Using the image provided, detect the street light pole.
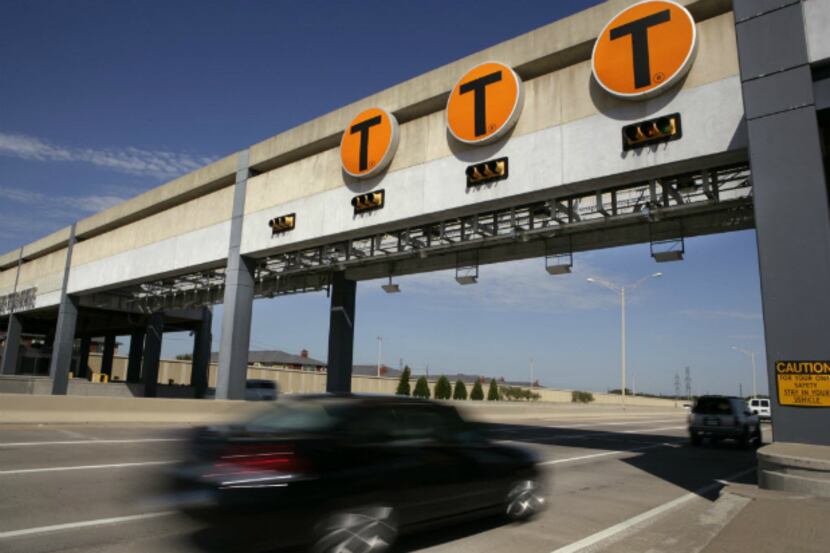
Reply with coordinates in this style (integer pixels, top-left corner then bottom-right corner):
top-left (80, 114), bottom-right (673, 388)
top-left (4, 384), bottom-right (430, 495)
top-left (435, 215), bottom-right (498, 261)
top-left (731, 346), bottom-right (758, 398)
top-left (620, 287), bottom-right (626, 407)
top-left (376, 336), bottom-right (383, 377)
top-left (587, 272), bottom-right (662, 410)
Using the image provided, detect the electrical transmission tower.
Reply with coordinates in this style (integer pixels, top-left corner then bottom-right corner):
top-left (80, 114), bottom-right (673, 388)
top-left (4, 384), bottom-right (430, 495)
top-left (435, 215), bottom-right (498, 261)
top-left (684, 366), bottom-right (692, 400)
top-left (674, 372), bottom-right (681, 399)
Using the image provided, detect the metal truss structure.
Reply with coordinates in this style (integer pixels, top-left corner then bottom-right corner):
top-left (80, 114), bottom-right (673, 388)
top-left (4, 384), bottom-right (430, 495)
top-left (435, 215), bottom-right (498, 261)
top-left (113, 162), bottom-right (752, 312)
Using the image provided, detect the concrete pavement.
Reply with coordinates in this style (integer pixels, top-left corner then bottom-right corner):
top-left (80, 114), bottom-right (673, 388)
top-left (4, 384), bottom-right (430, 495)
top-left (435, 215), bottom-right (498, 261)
top-left (0, 409), bottom-right (786, 553)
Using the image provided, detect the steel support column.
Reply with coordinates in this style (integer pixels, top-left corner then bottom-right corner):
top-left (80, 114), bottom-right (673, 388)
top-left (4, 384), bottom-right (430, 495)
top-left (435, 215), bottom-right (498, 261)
top-left (0, 314), bottom-right (22, 375)
top-left (50, 224), bottom-right (78, 395)
top-left (735, 0), bottom-right (830, 444)
top-left (126, 329), bottom-right (144, 383)
top-left (1, 248), bottom-right (23, 375)
top-left (191, 307), bottom-right (212, 399)
top-left (77, 336), bottom-right (91, 380)
top-left (101, 335), bottom-right (115, 378)
top-left (326, 271), bottom-right (356, 393)
top-left (216, 150), bottom-right (254, 400)
top-left (142, 313), bottom-right (163, 398)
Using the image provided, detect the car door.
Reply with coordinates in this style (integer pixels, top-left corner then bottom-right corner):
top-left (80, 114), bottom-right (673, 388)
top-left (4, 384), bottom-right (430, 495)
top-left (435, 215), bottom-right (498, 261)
top-left (388, 404), bottom-right (478, 522)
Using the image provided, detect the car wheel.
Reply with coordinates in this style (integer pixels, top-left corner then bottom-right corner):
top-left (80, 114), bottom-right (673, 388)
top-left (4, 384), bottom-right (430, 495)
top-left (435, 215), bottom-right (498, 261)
top-left (690, 434), bottom-right (702, 447)
top-left (505, 478), bottom-right (546, 521)
top-left (311, 505), bottom-right (398, 553)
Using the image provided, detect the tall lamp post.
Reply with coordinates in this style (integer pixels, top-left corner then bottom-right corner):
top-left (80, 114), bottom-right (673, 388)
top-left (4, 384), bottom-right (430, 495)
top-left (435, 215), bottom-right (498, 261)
top-left (376, 336), bottom-right (383, 378)
top-left (587, 272), bottom-right (662, 408)
top-left (731, 345), bottom-right (757, 398)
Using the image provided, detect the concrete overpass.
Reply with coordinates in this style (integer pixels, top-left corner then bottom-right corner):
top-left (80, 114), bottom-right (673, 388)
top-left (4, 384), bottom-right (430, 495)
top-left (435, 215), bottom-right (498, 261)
top-left (1, 0), bottom-right (829, 452)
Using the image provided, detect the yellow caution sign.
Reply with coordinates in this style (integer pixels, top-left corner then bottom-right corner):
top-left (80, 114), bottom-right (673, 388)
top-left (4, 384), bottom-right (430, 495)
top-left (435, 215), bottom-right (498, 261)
top-left (776, 361), bottom-right (830, 407)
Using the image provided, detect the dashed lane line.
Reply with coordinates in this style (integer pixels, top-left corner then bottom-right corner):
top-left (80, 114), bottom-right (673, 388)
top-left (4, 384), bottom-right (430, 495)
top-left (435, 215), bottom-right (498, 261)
top-left (0, 511), bottom-right (176, 539)
top-left (0, 438), bottom-right (185, 447)
top-left (0, 460), bottom-right (177, 476)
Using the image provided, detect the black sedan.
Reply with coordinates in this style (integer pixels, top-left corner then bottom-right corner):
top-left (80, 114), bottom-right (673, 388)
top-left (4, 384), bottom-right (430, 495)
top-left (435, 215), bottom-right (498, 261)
top-left (167, 394), bottom-right (545, 552)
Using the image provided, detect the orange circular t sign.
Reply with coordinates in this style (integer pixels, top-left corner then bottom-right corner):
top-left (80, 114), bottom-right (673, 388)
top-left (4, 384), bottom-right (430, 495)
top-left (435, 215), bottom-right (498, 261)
top-left (340, 107), bottom-right (399, 178)
top-left (592, 0), bottom-right (697, 100)
top-left (446, 62), bottom-right (523, 145)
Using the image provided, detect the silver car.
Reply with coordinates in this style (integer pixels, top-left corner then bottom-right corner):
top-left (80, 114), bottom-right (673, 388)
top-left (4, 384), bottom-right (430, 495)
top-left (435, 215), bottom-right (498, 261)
top-left (688, 396), bottom-right (761, 447)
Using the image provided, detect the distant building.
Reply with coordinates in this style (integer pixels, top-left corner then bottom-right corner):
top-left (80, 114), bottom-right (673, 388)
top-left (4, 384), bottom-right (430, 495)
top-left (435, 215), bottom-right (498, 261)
top-left (209, 349), bottom-right (326, 372)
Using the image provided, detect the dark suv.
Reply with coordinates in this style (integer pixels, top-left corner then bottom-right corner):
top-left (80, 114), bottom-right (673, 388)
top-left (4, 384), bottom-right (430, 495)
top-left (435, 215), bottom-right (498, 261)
top-left (168, 395), bottom-right (545, 552)
top-left (688, 395), bottom-right (761, 447)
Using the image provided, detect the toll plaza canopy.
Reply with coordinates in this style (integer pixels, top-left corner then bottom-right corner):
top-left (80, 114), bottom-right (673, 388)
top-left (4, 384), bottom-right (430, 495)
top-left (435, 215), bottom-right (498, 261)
top-left (1, 0), bottom-right (829, 448)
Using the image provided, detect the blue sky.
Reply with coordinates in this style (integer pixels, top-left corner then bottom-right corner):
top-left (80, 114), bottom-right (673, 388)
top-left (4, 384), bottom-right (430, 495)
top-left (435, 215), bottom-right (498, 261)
top-left (0, 0), bottom-right (767, 395)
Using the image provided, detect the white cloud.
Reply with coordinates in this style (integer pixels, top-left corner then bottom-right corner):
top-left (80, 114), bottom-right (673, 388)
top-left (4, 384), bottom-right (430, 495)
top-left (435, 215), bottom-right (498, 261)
top-left (0, 185), bottom-right (126, 214)
top-left (0, 131), bottom-right (216, 180)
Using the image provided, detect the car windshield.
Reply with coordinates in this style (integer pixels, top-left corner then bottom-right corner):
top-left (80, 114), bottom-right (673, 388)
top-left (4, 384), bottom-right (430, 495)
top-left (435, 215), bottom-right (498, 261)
top-left (247, 402), bottom-right (345, 433)
top-left (693, 397), bottom-right (734, 415)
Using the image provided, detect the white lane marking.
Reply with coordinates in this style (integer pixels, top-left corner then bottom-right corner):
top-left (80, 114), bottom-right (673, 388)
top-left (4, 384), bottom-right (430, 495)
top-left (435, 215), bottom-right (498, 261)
top-left (540, 441), bottom-right (680, 465)
top-left (546, 418), bottom-right (682, 429)
top-left (0, 511), bottom-right (175, 539)
top-left (55, 428), bottom-right (92, 440)
top-left (620, 425), bottom-right (686, 434)
top-left (548, 466), bottom-right (756, 553)
top-left (0, 438), bottom-right (184, 447)
top-left (0, 460), bottom-right (177, 475)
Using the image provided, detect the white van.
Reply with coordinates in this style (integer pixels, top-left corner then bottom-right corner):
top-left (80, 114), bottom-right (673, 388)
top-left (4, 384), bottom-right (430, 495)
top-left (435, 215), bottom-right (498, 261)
top-left (748, 397), bottom-right (771, 420)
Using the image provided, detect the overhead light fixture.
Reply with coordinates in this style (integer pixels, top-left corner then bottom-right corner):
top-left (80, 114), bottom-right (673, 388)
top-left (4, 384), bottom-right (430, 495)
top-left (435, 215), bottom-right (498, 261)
top-left (381, 275), bottom-right (400, 293)
top-left (650, 229), bottom-right (684, 263)
top-left (455, 263), bottom-right (478, 285)
top-left (653, 251), bottom-right (683, 262)
top-left (545, 251), bottom-right (572, 275)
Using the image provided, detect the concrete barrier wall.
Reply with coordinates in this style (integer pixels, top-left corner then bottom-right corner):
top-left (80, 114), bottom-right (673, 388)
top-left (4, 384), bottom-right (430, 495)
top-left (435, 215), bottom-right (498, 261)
top-left (0, 393), bottom-right (273, 424)
top-left (0, 390), bottom-right (682, 425)
top-left (79, 353), bottom-right (678, 408)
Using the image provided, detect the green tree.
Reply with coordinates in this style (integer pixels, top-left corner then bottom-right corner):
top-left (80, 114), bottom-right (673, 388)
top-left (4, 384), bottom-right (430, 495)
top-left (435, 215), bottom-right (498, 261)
top-left (434, 375), bottom-right (452, 400)
top-left (175, 354), bottom-right (193, 361)
top-left (452, 380), bottom-right (468, 400)
top-left (571, 390), bottom-right (595, 403)
top-left (396, 366), bottom-right (411, 396)
top-left (487, 379), bottom-right (500, 401)
top-left (413, 376), bottom-right (431, 398)
top-left (470, 380), bottom-right (484, 400)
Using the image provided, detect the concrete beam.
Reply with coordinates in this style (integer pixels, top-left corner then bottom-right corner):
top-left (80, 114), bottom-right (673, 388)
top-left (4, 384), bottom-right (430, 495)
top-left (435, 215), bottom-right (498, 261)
top-left (77, 337), bottom-right (91, 380)
top-left (0, 315), bottom-right (22, 375)
top-left (326, 272), bottom-right (356, 393)
top-left (100, 335), bottom-right (115, 378)
top-left (216, 151), bottom-right (254, 400)
top-left (191, 307), bottom-right (211, 399)
top-left (142, 313), bottom-right (163, 398)
top-left (735, 0), bottom-right (830, 446)
top-left (126, 329), bottom-right (144, 383)
top-left (50, 224), bottom-right (78, 396)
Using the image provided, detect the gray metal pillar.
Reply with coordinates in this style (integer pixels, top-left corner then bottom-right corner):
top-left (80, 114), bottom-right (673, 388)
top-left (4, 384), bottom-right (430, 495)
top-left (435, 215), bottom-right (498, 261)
top-left (735, 0), bottom-right (830, 445)
top-left (191, 307), bottom-right (212, 398)
top-left (77, 336), bottom-right (91, 379)
top-left (50, 224), bottom-right (78, 395)
top-left (101, 335), bottom-right (115, 378)
top-left (1, 314), bottom-right (22, 375)
top-left (216, 150), bottom-right (254, 400)
top-left (326, 272), bottom-right (356, 393)
top-left (126, 329), bottom-right (144, 383)
top-left (142, 313), bottom-right (163, 398)
top-left (2, 247), bottom-right (24, 375)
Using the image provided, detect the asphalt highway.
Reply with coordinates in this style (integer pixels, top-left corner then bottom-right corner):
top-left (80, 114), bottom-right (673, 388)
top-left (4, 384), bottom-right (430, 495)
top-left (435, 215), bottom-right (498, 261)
top-left (0, 409), bottom-right (765, 553)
